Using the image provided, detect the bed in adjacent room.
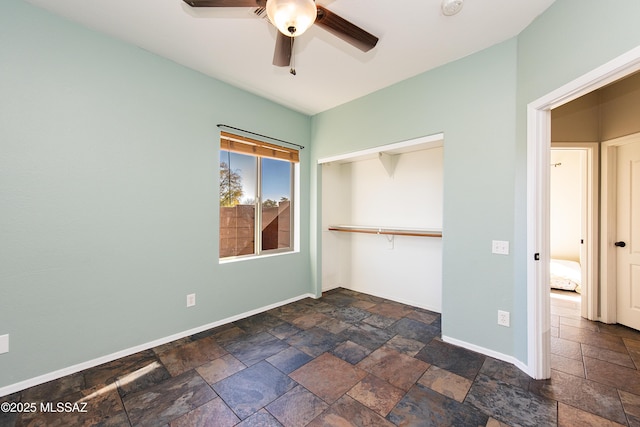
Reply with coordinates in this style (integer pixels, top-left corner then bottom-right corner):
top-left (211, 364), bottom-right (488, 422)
top-left (550, 258), bottom-right (582, 293)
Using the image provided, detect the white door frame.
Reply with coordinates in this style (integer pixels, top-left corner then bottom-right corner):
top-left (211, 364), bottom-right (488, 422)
top-left (526, 46), bottom-right (640, 380)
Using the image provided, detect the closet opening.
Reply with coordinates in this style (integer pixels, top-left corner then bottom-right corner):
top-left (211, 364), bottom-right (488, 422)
top-left (318, 134), bottom-right (444, 312)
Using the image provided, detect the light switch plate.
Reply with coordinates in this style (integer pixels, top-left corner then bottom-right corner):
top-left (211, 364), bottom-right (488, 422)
top-left (186, 294), bottom-right (196, 308)
top-left (0, 334), bottom-right (8, 354)
top-left (492, 240), bottom-right (509, 255)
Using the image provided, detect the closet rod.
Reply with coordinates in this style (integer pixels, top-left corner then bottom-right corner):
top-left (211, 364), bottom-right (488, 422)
top-left (328, 225), bottom-right (442, 238)
top-left (217, 124), bottom-right (305, 150)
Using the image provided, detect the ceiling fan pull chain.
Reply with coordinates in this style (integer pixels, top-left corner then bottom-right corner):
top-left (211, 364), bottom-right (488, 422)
top-left (289, 36), bottom-right (296, 75)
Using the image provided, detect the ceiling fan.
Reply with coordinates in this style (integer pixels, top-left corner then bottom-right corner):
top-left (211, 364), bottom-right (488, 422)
top-left (182, 0), bottom-right (379, 71)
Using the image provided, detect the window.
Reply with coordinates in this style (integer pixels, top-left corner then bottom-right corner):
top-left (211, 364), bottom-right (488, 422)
top-left (219, 131), bottom-right (298, 259)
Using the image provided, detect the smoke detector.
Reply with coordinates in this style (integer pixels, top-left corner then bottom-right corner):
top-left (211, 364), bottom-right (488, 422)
top-left (442, 0), bottom-right (464, 16)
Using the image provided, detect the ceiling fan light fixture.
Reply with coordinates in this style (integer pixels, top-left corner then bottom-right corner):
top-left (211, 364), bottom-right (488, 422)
top-left (266, 0), bottom-right (317, 37)
top-left (441, 0), bottom-right (463, 16)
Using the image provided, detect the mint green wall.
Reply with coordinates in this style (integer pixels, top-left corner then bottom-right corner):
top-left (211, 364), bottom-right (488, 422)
top-left (311, 39), bottom-right (519, 356)
top-left (312, 0), bottom-right (640, 366)
top-left (5, 0), bottom-right (640, 391)
top-left (517, 0), bottom-right (640, 106)
top-left (0, 0), bottom-right (311, 388)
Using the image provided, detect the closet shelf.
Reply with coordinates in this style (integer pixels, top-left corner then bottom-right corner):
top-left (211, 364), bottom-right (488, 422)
top-left (328, 225), bottom-right (442, 238)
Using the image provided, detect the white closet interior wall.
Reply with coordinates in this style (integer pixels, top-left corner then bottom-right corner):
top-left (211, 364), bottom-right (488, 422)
top-left (321, 144), bottom-right (444, 312)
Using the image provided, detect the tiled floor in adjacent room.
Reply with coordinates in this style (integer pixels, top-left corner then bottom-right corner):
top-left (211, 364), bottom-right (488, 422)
top-left (2, 288), bottom-right (640, 426)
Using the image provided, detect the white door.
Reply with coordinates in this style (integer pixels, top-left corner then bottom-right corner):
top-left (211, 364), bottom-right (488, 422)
top-left (616, 140), bottom-right (640, 330)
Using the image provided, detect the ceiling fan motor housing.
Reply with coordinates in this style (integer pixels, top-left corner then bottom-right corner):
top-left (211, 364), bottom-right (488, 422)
top-left (183, 0), bottom-right (379, 69)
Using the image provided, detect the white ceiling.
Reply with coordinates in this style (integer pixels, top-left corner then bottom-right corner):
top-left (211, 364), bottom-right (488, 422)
top-left (25, 0), bottom-right (555, 115)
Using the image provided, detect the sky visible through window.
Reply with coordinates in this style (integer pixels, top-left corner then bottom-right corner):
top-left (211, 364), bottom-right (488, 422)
top-left (262, 157), bottom-right (291, 202)
top-left (223, 151), bottom-right (290, 204)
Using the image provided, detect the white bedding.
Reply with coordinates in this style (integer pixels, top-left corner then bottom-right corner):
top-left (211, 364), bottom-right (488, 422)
top-left (550, 259), bottom-right (582, 293)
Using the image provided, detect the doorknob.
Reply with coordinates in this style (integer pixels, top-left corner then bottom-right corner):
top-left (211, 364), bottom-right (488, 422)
top-left (615, 241), bottom-right (626, 247)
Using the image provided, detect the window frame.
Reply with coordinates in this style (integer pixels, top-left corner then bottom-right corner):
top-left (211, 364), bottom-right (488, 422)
top-left (218, 132), bottom-right (298, 262)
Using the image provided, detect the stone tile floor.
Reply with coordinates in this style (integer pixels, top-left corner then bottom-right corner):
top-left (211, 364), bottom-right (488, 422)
top-left (2, 288), bottom-right (640, 426)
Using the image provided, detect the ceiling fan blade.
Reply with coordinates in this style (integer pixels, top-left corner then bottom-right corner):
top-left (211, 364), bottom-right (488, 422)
top-left (182, 0), bottom-right (265, 7)
top-left (273, 31), bottom-right (293, 67)
top-left (315, 5), bottom-right (378, 52)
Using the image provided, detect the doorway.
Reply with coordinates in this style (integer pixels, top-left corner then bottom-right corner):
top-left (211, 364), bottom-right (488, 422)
top-left (549, 144), bottom-right (599, 322)
top-left (527, 46), bottom-right (640, 380)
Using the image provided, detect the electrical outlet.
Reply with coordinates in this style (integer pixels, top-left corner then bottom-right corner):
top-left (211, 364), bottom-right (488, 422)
top-left (492, 240), bottom-right (510, 255)
top-left (186, 294), bottom-right (196, 308)
top-left (498, 310), bottom-right (510, 327)
top-left (0, 334), bottom-right (8, 354)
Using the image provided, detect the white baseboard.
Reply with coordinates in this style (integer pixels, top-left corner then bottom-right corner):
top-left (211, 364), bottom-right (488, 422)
top-left (441, 335), bottom-right (531, 377)
top-left (0, 293), bottom-right (315, 398)
top-left (321, 283), bottom-right (342, 292)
